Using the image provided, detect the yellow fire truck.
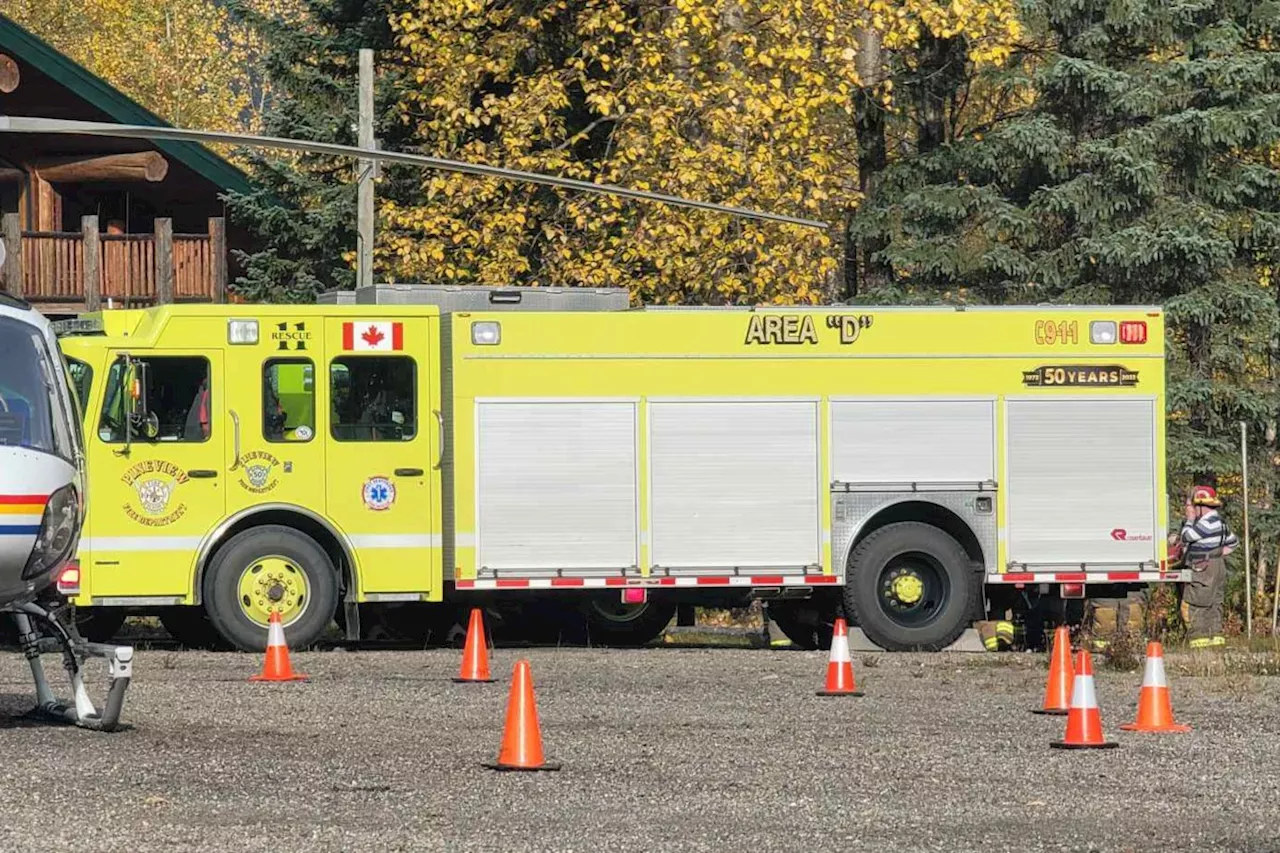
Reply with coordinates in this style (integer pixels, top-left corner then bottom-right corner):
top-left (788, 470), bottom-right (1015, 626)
top-left (53, 290), bottom-right (1182, 652)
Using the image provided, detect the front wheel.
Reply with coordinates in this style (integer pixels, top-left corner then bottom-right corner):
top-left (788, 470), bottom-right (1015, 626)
top-left (844, 522), bottom-right (979, 652)
top-left (582, 597), bottom-right (675, 647)
top-left (202, 525), bottom-right (339, 652)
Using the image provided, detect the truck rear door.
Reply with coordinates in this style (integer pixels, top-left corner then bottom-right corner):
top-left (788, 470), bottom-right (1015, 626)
top-left (323, 315), bottom-right (439, 597)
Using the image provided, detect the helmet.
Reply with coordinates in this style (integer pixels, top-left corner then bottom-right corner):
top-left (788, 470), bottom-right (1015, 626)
top-left (1190, 486), bottom-right (1222, 508)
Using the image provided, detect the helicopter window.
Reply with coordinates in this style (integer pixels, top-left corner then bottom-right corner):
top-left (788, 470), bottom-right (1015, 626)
top-left (329, 356), bottom-right (416, 442)
top-left (98, 356), bottom-right (212, 443)
top-left (0, 315), bottom-right (68, 459)
top-left (263, 358), bottom-right (315, 442)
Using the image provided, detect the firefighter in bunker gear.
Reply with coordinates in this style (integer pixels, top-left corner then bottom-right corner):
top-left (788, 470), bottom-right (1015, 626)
top-left (1178, 486), bottom-right (1237, 649)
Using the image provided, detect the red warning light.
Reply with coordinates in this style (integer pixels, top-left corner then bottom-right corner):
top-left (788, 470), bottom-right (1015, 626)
top-left (1119, 321), bottom-right (1147, 344)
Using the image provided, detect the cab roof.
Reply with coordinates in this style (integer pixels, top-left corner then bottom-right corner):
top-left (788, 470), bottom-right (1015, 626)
top-left (54, 302), bottom-right (442, 345)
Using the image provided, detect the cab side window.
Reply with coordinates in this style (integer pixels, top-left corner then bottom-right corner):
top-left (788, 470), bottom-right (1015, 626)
top-left (98, 356), bottom-right (212, 443)
top-left (66, 358), bottom-right (93, 414)
top-left (263, 359), bottom-right (316, 442)
top-left (330, 356), bottom-right (416, 442)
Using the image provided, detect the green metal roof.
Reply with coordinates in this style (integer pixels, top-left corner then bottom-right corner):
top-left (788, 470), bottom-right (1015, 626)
top-left (0, 12), bottom-right (254, 195)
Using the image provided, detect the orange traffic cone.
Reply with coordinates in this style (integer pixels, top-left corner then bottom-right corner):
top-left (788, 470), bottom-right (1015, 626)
top-left (1050, 650), bottom-right (1117, 750)
top-left (1032, 625), bottom-right (1075, 715)
top-left (249, 610), bottom-right (308, 683)
top-left (1120, 641), bottom-right (1191, 733)
top-left (815, 618), bottom-right (863, 697)
top-left (484, 660), bottom-right (560, 772)
top-left (454, 607), bottom-right (496, 683)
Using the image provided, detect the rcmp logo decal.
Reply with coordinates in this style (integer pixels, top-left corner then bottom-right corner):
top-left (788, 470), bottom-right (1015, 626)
top-left (238, 450), bottom-right (281, 495)
top-left (121, 460), bottom-right (189, 527)
top-left (362, 476), bottom-right (396, 511)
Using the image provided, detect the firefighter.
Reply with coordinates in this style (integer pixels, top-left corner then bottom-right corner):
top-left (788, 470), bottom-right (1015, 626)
top-left (1177, 485), bottom-right (1238, 649)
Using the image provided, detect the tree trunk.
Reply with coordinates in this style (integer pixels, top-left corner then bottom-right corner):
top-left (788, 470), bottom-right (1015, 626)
top-left (914, 33), bottom-right (965, 155)
top-left (1187, 319), bottom-right (1216, 484)
top-left (845, 28), bottom-right (890, 301)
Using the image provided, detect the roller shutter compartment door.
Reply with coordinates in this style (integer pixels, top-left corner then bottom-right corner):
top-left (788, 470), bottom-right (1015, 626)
top-left (1005, 398), bottom-right (1158, 565)
top-left (831, 399), bottom-right (995, 484)
top-left (476, 401), bottom-right (638, 572)
top-left (649, 400), bottom-right (821, 571)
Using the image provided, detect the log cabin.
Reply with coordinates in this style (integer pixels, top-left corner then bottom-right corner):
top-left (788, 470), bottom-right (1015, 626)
top-left (0, 13), bottom-right (255, 315)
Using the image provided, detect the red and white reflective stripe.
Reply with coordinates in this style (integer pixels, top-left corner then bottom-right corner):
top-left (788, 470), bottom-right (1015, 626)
top-left (266, 617), bottom-right (286, 649)
top-left (1071, 672), bottom-right (1098, 709)
top-left (988, 571), bottom-right (1186, 584)
top-left (454, 574), bottom-right (841, 591)
top-left (829, 624), bottom-right (851, 664)
top-left (1142, 653), bottom-right (1168, 689)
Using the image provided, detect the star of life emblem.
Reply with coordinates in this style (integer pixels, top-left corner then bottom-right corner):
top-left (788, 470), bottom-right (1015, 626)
top-left (362, 476), bottom-right (396, 511)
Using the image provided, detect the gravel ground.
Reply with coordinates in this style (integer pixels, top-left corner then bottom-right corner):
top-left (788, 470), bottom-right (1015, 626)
top-left (0, 645), bottom-right (1275, 853)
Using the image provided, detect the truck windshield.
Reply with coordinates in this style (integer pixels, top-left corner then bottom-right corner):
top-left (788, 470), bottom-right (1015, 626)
top-left (0, 315), bottom-right (75, 460)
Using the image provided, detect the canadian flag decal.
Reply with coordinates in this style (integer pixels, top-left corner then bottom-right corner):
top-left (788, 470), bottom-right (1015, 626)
top-left (342, 321), bottom-right (404, 351)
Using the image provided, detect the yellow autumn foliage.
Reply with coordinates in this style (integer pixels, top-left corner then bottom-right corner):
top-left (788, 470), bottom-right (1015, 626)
top-left (382, 0), bottom-right (1023, 304)
top-left (4, 0), bottom-right (298, 133)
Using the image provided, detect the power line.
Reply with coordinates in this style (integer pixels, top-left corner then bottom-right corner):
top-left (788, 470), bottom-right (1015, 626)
top-left (0, 116), bottom-right (829, 230)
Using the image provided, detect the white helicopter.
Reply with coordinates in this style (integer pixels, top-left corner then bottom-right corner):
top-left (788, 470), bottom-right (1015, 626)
top-left (0, 289), bottom-right (132, 731)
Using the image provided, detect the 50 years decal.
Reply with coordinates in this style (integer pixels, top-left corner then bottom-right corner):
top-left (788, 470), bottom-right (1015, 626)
top-left (1022, 365), bottom-right (1139, 387)
top-left (121, 460), bottom-right (189, 527)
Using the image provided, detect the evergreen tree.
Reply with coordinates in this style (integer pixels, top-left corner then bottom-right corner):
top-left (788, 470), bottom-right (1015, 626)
top-left (223, 0), bottom-right (415, 302)
top-left (849, 0), bottom-right (1280, 488)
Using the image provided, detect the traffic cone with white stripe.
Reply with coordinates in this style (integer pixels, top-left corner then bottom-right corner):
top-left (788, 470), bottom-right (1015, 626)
top-left (1120, 641), bottom-right (1190, 733)
top-left (249, 610), bottom-right (308, 683)
top-left (1032, 625), bottom-right (1075, 715)
top-left (1050, 650), bottom-right (1117, 749)
top-left (815, 618), bottom-right (863, 697)
top-left (454, 608), bottom-right (496, 683)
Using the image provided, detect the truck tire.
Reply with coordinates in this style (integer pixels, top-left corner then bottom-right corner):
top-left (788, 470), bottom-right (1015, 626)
top-left (159, 606), bottom-right (231, 650)
top-left (582, 597), bottom-right (675, 647)
top-left (202, 525), bottom-right (339, 652)
top-left (844, 522), bottom-right (978, 652)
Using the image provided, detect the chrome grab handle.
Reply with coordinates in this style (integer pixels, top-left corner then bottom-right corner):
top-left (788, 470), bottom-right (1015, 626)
top-left (229, 409), bottom-right (242, 470)
top-left (433, 409), bottom-right (444, 470)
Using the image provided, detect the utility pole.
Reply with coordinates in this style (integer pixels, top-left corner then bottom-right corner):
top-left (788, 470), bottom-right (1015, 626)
top-left (357, 48), bottom-right (375, 291)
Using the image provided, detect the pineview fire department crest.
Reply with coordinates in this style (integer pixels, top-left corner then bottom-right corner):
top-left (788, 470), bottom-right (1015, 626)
top-left (120, 460), bottom-right (189, 527)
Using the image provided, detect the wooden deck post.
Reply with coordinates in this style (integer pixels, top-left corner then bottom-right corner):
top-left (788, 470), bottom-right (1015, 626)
top-left (82, 215), bottom-right (102, 311)
top-left (1, 212), bottom-right (22, 298)
top-left (209, 216), bottom-right (227, 303)
top-left (155, 218), bottom-right (174, 305)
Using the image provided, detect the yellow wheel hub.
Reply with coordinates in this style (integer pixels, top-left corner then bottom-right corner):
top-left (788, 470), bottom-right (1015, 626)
top-left (891, 574), bottom-right (925, 605)
top-left (238, 557), bottom-right (309, 626)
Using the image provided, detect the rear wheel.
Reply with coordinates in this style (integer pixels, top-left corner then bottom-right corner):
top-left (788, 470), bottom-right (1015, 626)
top-left (844, 522), bottom-right (978, 652)
top-left (582, 597), bottom-right (675, 647)
top-left (202, 525), bottom-right (339, 652)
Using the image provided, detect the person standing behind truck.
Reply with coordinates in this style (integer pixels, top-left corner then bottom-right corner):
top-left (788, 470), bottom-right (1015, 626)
top-left (1175, 485), bottom-right (1238, 650)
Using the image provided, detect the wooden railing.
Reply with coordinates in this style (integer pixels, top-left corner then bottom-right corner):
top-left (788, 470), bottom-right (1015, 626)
top-left (0, 214), bottom-right (227, 309)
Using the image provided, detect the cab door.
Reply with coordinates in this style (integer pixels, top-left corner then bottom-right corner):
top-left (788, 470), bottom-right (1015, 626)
top-left (83, 350), bottom-right (224, 600)
top-left (222, 323), bottom-right (327, 522)
top-left (323, 315), bottom-right (438, 596)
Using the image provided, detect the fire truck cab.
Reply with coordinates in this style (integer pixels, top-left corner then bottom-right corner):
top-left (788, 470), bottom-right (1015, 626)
top-left (55, 290), bottom-right (1181, 652)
